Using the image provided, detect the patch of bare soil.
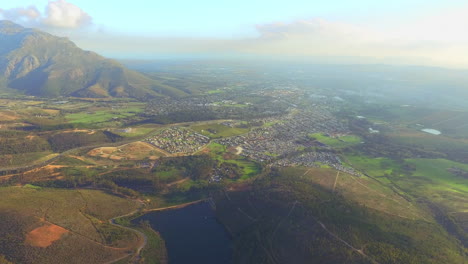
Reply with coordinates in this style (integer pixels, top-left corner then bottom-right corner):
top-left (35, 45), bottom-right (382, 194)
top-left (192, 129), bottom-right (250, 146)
top-left (25, 224), bottom-right (69, 248)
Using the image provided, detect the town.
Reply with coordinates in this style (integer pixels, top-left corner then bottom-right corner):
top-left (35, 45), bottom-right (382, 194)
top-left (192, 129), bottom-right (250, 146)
top-left (145, 127), bottom-right (210, 154)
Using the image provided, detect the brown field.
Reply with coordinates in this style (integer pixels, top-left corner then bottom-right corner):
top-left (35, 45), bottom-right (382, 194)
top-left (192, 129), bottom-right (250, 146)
top-left (18, 165), bottom-right (67, 183)
top-left (0, 111), bottom-right (20, 121)
top-left (42, 109), bottom-right (60, 115)
top-left (88, 141), bottom-right (166, 160)
top-left (0, 122), bottom-right (30, 130)
top-left (25, 224), bottom-right (69, 248)
top-left (61, 129), bottom-right (96, 134)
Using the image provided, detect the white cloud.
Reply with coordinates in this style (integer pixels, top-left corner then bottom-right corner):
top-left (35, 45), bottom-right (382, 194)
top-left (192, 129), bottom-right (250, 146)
top-left (67, 16), bottom-right (468, 68)
top-left (1, 2), bottom-right (468, 68)
top-left (0, 0), bottom-right (92, 29)
top-left (43, 0), bottom-right (92, 28)
top-left (241, 16), bottom-right (468, 68)
top-left (389, 8), bottom-right (468, 43)
top-left (249, 19), bottom-right (384, 56)
top-left (0, 6), bottom-right (41, 25)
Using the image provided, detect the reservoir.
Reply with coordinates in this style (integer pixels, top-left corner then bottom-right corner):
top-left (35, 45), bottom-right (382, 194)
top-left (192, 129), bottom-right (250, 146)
top-left (133, 201), bottom-right (232, 264)
top-left (421, 128), bottom-right (441, 135)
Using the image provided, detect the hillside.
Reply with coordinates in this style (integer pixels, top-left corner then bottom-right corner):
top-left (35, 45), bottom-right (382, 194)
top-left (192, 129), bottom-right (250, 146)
top-left (0, 20), bottom-right (187, 99)
top-left (0, 186), bottom-right (141, 264)
top-left (215, 168), bottom-right (466, 264)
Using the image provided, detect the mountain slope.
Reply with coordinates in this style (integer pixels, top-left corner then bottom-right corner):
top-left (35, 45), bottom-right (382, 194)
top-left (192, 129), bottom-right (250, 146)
top-left (215, 168), bottom-right (466, 264)
top-left (0, 20), bottom-right (187, 99)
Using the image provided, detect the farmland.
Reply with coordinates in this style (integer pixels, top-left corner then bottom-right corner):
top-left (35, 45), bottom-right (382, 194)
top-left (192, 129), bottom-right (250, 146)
top-left (65, 103), bottom-right (145, 126)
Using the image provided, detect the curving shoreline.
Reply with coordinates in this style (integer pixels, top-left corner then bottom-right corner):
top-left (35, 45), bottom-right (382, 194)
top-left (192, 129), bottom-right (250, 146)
top-left (108, 199), bottom-right (206, 263)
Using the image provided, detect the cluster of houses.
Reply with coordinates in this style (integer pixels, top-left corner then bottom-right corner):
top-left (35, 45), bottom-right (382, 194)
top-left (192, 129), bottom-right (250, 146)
top-left (145, 127), bottom-right (209, 154)
top-left (217, 108), bottom-right (349, 163)
top-left (144, 99), bottom-right (363, 177)
top-left (273, 152), bottom-right (360, 176)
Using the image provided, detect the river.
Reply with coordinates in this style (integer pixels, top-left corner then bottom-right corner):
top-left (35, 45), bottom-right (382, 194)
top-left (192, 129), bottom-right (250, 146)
top-left (133, 201), bottom-right (232, 264)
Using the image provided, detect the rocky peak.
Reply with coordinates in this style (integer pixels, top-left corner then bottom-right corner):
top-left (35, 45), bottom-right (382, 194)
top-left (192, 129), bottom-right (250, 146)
top-left (0, 20), bottom-right (26, 34)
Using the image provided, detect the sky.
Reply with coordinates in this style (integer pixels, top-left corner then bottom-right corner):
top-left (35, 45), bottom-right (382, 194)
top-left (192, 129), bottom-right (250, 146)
top-left (1, 0), bottom-right (468, 68)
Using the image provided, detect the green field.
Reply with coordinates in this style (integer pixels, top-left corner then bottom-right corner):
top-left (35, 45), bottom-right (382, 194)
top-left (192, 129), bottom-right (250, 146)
top-left (206, 89), bottom-right (224, 94)
top-left (205, 142), bottom-right (261, 179)
top-left (345, 154), bottom-right (403, 176)
top-left (345, 153), bottom-right (468, 232)
top-left (191, 123), bottom-right (249, 139)
top-left (66, 104), bottom-right (145, 125)
top-left (406, 159), bottom-right (468, 193)
top-left (345, 155), bottom-right (468, 193)
top-left (309, 133), bottom-right (362, 148)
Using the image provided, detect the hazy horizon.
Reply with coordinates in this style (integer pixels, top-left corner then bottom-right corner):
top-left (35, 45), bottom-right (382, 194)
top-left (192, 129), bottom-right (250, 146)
top-left (2, 0), bottom-right (468, 69)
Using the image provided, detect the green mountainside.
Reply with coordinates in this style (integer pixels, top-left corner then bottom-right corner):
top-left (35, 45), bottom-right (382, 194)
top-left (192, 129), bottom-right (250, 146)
top-left (0, 20), bottom-right (187, 99)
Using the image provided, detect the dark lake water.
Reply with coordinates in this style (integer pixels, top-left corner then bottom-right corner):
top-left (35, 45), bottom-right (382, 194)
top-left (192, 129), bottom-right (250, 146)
top-left (133, 201), bottom-right (232, 264)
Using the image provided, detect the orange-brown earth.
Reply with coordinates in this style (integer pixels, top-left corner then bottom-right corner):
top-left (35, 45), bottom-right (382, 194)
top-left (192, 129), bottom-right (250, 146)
top-left (87, 141), bottom-right (165, 160)
top-left (25, 224), bottom-right (69, 248)
top-left (0, 111), bottom-right (20, 121)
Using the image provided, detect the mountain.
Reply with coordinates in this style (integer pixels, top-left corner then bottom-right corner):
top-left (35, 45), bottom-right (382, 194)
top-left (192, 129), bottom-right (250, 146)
top-left (0, 20), bottom-right (187, 99)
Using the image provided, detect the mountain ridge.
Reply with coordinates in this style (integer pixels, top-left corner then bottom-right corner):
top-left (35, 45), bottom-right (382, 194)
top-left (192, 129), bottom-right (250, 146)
top-left (0, 20), bottom-right (187, 99)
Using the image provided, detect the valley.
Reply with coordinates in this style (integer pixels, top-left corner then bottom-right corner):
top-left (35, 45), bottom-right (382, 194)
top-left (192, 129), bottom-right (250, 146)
top-left (0, 22), bottom-right (467, 263)
top-left (0, 77), bottom-right (467, 263)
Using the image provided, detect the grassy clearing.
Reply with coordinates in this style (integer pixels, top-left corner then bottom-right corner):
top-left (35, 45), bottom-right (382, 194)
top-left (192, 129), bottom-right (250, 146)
top-left (387, 158), bottom-right (468, 237)
top-left (349, 155), bottom-right (468, 195)
top-left (110, 127), bottom-right (155, 138)
top-left (345, 154), bottom-right (468, 230)
top-left (205, 142), bottom-right (261, 180)
top-left (190, 123), bottom-right (249, 139)
top-left (309, 133), bottom-right (362, 148)
top-left (206, 89), bottom-right (224, 94)
top-left (65, 104), bottom-right (144, 125)
top-left (23, 184), bottom-right (42, 189)
top-left (345, 154), bottom-right (402, 176)
top-left (405, 159), bottom-right (468, 193)
top-left (206, 142), bottom-right (226, 153)
top-left (156, 168), bottom-right (185, 183)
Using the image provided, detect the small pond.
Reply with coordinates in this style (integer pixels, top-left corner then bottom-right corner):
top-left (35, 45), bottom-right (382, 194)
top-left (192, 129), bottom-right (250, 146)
top-left (421, 128), bottom-right (441, 135)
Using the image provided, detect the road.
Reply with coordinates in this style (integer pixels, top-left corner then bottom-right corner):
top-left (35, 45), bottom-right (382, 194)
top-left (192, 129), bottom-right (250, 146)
top-left (108, 200), bottom-right (148, 264)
